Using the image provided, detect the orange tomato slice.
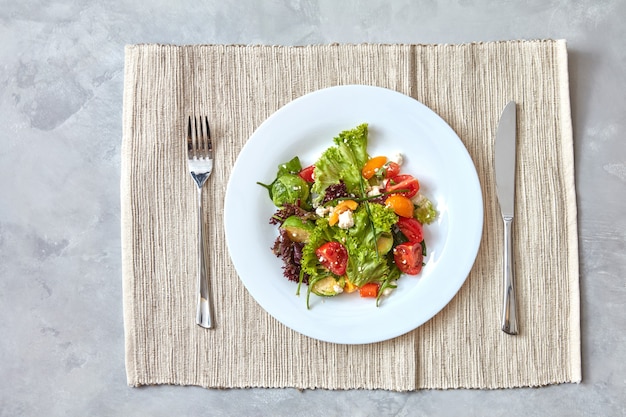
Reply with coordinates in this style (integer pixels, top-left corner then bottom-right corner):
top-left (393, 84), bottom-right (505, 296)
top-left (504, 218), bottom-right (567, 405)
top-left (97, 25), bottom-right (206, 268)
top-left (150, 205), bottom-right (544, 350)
top-left (385, 194), bottom-right (414, 218)
top-left (362, 156), bottom-right (387, 179)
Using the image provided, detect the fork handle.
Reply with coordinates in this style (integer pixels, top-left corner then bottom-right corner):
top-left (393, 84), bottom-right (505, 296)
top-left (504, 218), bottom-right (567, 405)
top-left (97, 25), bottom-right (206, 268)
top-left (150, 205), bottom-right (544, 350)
top-left (501, 216), bottom-right (518, 335)
top-left (195, 187), bottom-right (214, 329)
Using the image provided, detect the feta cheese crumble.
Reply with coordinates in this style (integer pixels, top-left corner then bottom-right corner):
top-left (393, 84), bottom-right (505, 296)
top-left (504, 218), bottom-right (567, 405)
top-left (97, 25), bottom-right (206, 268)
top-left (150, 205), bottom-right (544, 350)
top-left (367, 185), bottom-right (382, 197)
top-left (337, 210), bottom-right (355, 229)
top-left (389, 152), bottom-right (404, 166)
top-left (315, 205), bottom-right (332, 217)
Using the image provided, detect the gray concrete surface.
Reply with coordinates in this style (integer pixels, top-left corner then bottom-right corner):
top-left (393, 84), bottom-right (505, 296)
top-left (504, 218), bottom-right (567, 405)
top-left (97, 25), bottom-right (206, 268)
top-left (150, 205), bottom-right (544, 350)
top-left (1, 1), bottom-right (625, 416)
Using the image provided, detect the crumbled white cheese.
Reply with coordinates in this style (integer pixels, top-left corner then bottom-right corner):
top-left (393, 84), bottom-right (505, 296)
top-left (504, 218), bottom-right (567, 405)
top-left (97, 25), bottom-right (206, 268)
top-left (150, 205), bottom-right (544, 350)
top-left (315, 205), bottom-right (331, 217)
top-left (333, 284), bottom-right (344, 294)
top-left (411, 192), bottom-right (426, 205)
top-left (367, 185), bottom-right (381, 197)
top-left (390, 152), bottom-right (404, 166)
top-left (337, 210), bottom-right (355, 229)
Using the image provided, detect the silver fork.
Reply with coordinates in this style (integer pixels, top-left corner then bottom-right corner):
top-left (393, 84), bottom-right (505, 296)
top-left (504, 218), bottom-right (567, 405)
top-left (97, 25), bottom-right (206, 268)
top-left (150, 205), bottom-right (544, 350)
top-left (187, 116), bottom-right (214, 329)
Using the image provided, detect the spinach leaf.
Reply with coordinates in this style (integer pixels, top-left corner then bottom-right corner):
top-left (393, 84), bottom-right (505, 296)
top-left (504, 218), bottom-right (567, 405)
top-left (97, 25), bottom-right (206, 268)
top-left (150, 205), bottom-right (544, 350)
top-left (258, 157), bottom-right (310, 208)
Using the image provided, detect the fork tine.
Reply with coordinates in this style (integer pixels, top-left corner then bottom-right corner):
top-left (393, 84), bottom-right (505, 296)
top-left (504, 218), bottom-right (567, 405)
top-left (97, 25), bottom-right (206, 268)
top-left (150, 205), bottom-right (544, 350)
top-left (195, 116), bottom-right (202, 153)
top-left (187, 116), bottom-right (194, 155)
top-left (205, 117), bottom-right (212, 154)
top-left (198, 116), bottom-right (212, 156)
top-left (199, 116), bottom-right (205, 152)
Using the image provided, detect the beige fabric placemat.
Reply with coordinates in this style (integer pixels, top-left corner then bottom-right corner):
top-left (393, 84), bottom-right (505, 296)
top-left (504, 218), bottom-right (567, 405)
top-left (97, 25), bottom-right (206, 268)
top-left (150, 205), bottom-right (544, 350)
top-left (121, 40), bottom-right (580, 390)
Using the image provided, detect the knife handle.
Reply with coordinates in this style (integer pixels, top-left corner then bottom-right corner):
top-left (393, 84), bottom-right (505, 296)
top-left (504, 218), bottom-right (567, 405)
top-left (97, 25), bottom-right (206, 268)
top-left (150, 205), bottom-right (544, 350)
top-left (501, 216), bottom-right (518, 335)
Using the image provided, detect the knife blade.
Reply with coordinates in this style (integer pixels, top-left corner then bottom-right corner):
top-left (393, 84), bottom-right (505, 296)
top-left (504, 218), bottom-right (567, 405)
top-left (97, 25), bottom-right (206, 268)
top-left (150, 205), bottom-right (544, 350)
top-left (494, 101), bottom-right (518, 335)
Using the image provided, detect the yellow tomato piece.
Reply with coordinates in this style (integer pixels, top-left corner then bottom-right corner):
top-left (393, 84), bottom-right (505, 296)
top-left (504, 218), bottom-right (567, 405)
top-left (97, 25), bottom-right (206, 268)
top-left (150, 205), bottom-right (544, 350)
top-left (385, 194), bottom-right (414, 218)
top-left (362, 156), bottom-right (387, 179)
top-left (343, 277), bottom-right (358, 293)
top-left (328, 200), bottom-right (358, 226)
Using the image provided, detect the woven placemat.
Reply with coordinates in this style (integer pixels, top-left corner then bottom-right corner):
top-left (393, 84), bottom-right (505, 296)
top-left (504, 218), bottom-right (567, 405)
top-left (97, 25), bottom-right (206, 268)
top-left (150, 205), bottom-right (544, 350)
top-left (121, 41), bottom-right (580, 390)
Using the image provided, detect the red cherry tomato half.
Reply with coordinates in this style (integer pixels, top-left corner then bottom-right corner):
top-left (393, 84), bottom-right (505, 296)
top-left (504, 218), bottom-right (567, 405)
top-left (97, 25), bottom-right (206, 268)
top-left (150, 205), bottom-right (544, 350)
top-left (315, 241), bottom-right (349, 276)
top-left (396, 217), bottom-right (424, 243)
top-left (383, 162), bottom-right (401, 179)
top-left (298, 165), bottom-right (315, 183)
top-left (385, 174), bottom-right (420, 198)
top-left (393, 242), bottom-right (423, 275)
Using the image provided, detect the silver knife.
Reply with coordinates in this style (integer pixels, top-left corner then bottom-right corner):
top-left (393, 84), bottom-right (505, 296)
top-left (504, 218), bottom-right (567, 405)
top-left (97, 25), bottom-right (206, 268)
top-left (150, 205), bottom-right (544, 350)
top-left (494, 101), bottom-right (518, 335)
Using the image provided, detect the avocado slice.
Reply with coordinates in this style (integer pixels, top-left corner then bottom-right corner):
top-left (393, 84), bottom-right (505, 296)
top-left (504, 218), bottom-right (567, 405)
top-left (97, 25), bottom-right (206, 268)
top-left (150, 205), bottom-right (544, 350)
top-left (376, 232), bottom-right (394, 254)
top-left (280, 215), bottom-right (315, 243)
top-left (311, 276), bottom-right (345, 296)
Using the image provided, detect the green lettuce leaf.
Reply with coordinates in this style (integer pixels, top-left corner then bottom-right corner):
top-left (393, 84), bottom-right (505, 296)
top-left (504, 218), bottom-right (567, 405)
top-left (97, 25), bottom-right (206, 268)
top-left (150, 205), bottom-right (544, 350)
top-left (413, 193), bottom-right (438, 225)
top-left (311, 123), bottom-right (369, 204)
top-left (368, 202), bottom-right (399, 232)
top-left (344, 205), bottom-right (394, 287)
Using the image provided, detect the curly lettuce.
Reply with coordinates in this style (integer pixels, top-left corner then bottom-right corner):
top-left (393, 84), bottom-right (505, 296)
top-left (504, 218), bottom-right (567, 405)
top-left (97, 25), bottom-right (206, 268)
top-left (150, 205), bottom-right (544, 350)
top-left (368, 202), bottom-right (398, 232)
top-left (311, 123), bottom-right (369, 204)
top-left (413, 193), bottom-right (438, 225)
top-left (344, 205), bottom-right (397, 287)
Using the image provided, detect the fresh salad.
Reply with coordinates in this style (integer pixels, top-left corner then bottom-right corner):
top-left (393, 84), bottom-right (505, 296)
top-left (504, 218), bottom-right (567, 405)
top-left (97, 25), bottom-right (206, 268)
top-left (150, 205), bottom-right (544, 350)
top-left (257, 123), bottom-right (438, 308)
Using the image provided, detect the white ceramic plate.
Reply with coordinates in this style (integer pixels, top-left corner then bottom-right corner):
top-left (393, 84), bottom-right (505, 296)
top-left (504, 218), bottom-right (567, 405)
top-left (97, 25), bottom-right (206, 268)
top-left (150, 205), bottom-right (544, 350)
top-left (224, 85), bottom-right (483, 344)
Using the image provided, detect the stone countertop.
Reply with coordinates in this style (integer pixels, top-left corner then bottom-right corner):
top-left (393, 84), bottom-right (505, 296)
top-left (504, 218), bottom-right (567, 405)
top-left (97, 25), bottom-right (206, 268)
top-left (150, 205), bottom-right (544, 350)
top-left (1, 1), bottom-right (624, 416)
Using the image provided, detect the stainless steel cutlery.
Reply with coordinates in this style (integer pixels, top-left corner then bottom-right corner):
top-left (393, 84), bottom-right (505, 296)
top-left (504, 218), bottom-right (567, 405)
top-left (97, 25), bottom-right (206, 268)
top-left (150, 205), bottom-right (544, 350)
top-left (494, 101), bottom-right (518, 335)
top-left (187, 116), bottom-right (214, 329)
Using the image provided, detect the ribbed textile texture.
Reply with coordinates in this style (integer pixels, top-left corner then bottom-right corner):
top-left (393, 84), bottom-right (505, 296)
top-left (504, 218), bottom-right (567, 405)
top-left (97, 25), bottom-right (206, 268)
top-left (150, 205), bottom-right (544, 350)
top-left (121, 41), bottom-right (580, 390)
